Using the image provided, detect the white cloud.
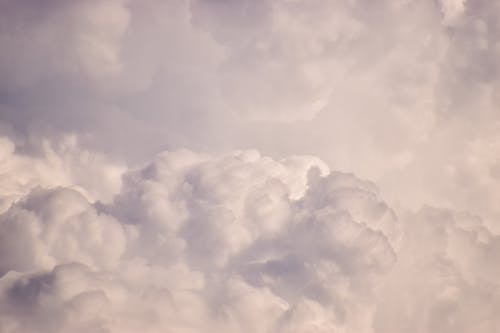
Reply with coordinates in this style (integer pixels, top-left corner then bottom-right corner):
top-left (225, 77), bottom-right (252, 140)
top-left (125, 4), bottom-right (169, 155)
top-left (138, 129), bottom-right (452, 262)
top-left (0, 135), bottom-right (124, 213)
top-left (0, 144), bottom-right (394, 332)
top-left (1, 0), bottom-right (500, 331)
top-left (439, 0), bottom-right (467, 25)
top-left (374, 207), bottom-right (500, 333)
top-left (0, 143), bottom-right (497, 332)
top-left (0, 187), bottom-right (128, 275)
top-left (3, 0), bottom-right (499, 220)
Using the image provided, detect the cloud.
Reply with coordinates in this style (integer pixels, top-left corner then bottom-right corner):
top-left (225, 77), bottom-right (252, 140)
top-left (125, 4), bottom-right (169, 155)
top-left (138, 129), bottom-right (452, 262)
top-left (0, 141), bottom-right (498, 332)
top-left (0, 135), bottom-right (124, 214)
top-left (0, 187), bottom-right (127, 276)
top-left (2, 0), bottom-right (500, 220)
top-left (439, 0), bottom-right (467, 25)
top-left (0, 0), bottom-right (130, 90)
top-left (374, 207), bottom-right (500, 333)
top-left (0, 143), bottom-right (393, 332)
top-left (1, 0), bottom-right (500, 331)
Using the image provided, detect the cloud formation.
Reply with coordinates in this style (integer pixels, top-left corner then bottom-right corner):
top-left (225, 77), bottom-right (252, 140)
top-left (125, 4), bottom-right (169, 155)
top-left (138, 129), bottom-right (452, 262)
top-left (1, 0), bottom-right (500, 332)
top-left (1, 0), bottom-right (500, 220)
top-left (0, 137), bottom-right (498, 332)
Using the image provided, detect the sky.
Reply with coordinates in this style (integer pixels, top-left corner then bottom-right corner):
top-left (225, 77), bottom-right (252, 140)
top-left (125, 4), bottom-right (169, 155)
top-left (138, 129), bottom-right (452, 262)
top-left (1, 0), bottom-right (500, 332)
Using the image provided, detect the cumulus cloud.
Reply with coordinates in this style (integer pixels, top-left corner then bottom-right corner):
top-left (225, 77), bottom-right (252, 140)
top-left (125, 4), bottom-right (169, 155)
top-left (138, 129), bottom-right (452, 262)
top-left (1, 0), bottom-right (500, 332)
top-left (375, 207), bottom-right (500, 333)
top-left (0, 141), bottom-right (498, 332)
top-left (0, 0), bottom-right (129, 88)
top-left (0, 145), bottom-right (394, 332)
top-left (1, 0), bottom-right (500, 220)
top-left (0, 135), bottom-right (124, 213)
top-left (0, 187), bottom-right (127, 275)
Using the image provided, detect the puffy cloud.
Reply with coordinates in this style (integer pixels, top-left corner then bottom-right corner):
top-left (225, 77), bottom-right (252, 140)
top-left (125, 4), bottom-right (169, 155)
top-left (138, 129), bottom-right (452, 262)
top-left (2, 0), bottom-right (500, 221)
top-left (0, 141), bottom-right (499, 332)
top-left (374, 207), bottom-right (500, 333)
top-left (0, 145), bottom-right (395, 332)
top-left (0, 0), bottom-right (130, 89)
top-left (1, 0), bottom-right (500, 332)
top-left (0, 187), bottom-right (128, 275)
top-left (0, 135), bottom-right (124, 213)
top-left (1, 0), bottom-right (500, 216)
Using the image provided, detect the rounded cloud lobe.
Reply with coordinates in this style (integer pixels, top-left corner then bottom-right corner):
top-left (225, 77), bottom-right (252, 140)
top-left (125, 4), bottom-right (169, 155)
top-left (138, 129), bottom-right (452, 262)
top-left (0, 137), bottom-right (499, 333)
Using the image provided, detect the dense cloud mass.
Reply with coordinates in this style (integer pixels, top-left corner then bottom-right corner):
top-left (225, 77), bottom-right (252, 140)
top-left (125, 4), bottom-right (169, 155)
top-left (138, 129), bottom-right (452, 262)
top-left (0, 137), bottom-right (499, 332)
top-left (1, 0), bottom-right (500, 219)
top-left (1, 0), bottom-right (500, 332)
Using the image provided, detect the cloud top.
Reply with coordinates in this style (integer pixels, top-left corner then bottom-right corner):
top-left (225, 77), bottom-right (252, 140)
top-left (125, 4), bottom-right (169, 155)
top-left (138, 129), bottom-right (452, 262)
top-left (0, 138), bottom-right (498, 332)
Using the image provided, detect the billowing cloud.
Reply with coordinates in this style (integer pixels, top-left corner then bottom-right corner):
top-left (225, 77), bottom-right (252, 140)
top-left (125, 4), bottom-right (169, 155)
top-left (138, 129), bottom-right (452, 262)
top-left (375, 207), bottom-right (500, 333)
top-left (1, 0), bottom-right (500, 219)
top-left (0, 140), bottom-right (498, 332)
top-left (0, 135), bottom-right (124, 213)
top-left (1, 0), bottom-right (500, 332)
